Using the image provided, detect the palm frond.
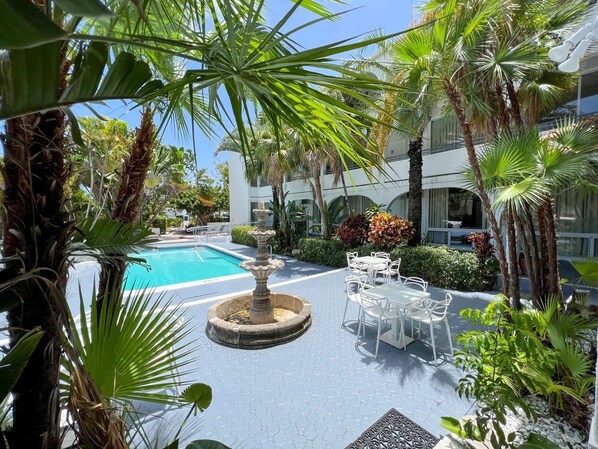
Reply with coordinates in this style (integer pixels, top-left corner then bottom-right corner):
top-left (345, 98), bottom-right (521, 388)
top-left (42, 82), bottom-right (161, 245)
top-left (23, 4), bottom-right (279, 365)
top-left (66, 286), bottom-right (195, 405)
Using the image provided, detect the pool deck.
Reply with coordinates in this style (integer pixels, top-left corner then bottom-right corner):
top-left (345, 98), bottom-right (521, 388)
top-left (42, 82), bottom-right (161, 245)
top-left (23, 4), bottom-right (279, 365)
top-left (67, 239), bottom-right (496, 449)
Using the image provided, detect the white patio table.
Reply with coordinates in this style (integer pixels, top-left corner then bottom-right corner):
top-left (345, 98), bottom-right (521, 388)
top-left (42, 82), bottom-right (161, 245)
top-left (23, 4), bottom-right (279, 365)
top-left (353, 256), bottom-right (388, 284)
top-left (365, 283), bottom-right (430, 349)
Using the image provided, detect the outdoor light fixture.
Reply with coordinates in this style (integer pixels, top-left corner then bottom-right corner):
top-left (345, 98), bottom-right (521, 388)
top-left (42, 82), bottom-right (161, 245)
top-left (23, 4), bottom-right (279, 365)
top-left (548, 15), bottom-right (598, 72)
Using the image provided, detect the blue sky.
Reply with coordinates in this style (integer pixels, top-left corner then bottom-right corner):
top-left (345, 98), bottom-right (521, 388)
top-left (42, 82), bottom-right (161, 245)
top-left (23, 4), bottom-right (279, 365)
top-left (3, 1), bottom-right (416, 177)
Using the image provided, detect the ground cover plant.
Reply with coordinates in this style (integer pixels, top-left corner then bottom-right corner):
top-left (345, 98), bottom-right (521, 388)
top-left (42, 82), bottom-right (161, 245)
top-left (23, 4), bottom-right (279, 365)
top-left (443, 298), bottom-right (597, 448)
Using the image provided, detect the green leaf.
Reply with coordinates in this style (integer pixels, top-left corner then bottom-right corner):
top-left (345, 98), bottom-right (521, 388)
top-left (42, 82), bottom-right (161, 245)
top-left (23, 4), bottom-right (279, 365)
top-left (518, 433), bottom-right (560, 449)
top-left (570, 259), bottom-right (598, 287)
top-left (70, 218), bottom-right (157, 257)
top-left (0, 43), bottom-right (163, 120)
top-left (53, 0), bottom-right (114, 17)
top-left (440, 416), bottom-right (464, 436)
top-left (0, 41), bottom-right (62, 118)
top-left (0, 330), bottom-right (44, 402)
top-left (185, 441), bottom-right (232, 449)
top-left (65, 286), bottom-right (195, 405)
top-left (61, 42), bottom-right (109, 102)
top-left (0, 0), bottom-right (66, 49)
top-left (161, 441), bottom-right (178, 449)
top-left (179, 383), bottom-right (212, 413)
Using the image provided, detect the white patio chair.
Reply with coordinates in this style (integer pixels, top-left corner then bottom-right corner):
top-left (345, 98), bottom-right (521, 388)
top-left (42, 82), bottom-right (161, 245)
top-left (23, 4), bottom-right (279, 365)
top-left (346, 252), bottom-right (367, 276)
top-left (342, 275), bottom-right (367, 329)
top-left (405, 293), bottom-right (454, 366)
top-left (401, 276), bottom-right (428, 291)
top-left (381, 259), bottom-right (402, 284)
top-left (370, 258), bottom-right (390, 285)
top-left (357, 289), bottom-right (404, 358)
top-left (371, 251), bottom-right (390, 259)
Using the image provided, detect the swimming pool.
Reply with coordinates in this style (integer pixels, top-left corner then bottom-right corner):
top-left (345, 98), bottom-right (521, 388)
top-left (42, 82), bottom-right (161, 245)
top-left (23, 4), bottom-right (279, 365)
top-left (124, 245), bottom-right (248, 290)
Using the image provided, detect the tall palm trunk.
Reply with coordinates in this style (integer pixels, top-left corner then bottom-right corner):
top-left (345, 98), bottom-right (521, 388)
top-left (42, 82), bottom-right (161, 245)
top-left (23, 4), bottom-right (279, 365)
top-left (312, 168), bottom-right (328, 239)
top-left (338, 155), bottom-right (351, 215)
top-left (506, 205), bottom-right (520, 308)
top-left (2, 110), bottom-right (69, 449)
top-left (443, 80), bottom-right (511, 298)
top-left (407, 136), bottom-right (423, 246)
top-left (97, 109), bottom-right (155, 311)
top-left (524, 204), bottom-right (544, 300)
top-left (271, 185), bottom-right (280, 230)
top-left (514, 211), bottom-right (540, 304)
top-left (543, 198), bottom-right (562, 297)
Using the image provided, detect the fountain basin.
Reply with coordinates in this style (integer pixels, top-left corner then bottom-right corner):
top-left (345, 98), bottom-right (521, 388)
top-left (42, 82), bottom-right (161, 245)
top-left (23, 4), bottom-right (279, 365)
top-left (206, 293), bottom-right (312, 349)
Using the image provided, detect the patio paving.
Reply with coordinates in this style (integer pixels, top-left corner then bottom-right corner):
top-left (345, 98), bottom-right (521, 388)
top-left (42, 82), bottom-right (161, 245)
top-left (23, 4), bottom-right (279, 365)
top-left (67, 240), bottom-right (497, 449)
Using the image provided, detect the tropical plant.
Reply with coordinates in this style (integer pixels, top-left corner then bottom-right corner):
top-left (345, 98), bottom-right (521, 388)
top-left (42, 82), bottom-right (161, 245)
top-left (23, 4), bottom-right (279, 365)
top-left (445, 297), bottom-right (596, 445)
top-left (364, 203), bottom-right (386, 221)
top-left (367, 212), bottom-right (414, 251)
top-left (336, 213), bottom-right (369, 248)
top-left (320, 196), bottom-right (348, 238)
top-left (472, 120), bottom-right (598, 305)
top-left (373, 17), bottom-right (442, 248)
top-left (0, 0), bottom-right (405, 446)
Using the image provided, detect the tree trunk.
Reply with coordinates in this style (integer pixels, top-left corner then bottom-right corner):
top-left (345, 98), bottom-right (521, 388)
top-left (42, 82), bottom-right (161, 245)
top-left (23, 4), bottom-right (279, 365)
top-left (544, 198), bottom-right (562, 298)
top-left (407, 137), bottom-right (423, 247)
top-left (312, 167), bottom-right (328, 239)
top-left (536, 204), bottom-right (551, 301)
top-left (505, 80), bottom-right (524, 130)
top-left (524, 204), bottom-right (544, 300)
top-left (338, 155), bottom-right (351, 215)
top-left (271, 184), bottom-right (280, 230)
top-left (506, 205), bottom-right (520, 308)
top-left (495, 82), bottom-right (510, 133)
top-left (514, 210), bottom-right (540, 304)
top-left (2, 110), bottom-right (69, 449)
top-left (97, 109), bottom-right (155, 311)
top-left (443, 80), bottom-right (511, 298)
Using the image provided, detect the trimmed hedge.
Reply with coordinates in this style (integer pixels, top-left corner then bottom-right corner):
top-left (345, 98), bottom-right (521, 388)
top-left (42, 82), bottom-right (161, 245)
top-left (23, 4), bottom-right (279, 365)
top-left (231, 226), bottom-right (258, 247)
top-left (231, 226), bottom-right (281, 252)
top-left (391, 245), bottom-right (484, 291)
top-left (296, 237), bottom-right (484, 291)
top-left (151, 216), bottom-right (183, 233)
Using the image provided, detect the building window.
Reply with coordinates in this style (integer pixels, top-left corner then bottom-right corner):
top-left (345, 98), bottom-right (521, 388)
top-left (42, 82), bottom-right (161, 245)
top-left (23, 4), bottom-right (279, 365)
top-left (555, 190), bottom-right (598, 257)
top-left (384, 131), bottom-right (409, 160)
top-left (429, 188), bottom-right (484, 229)
top-left (347, 195), bottom-right (373, 214)
top-left (387, 193), bottom-right (408, 218)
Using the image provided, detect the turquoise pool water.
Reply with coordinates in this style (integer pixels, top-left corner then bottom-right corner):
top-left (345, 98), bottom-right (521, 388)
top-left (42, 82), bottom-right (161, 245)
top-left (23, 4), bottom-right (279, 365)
top-left (124, 246), bottom-right (247, 289)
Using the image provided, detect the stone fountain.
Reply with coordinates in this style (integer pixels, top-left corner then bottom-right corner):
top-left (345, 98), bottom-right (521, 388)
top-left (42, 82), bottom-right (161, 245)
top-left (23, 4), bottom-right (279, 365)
top-left (206, 202), bottom-right (311, 349)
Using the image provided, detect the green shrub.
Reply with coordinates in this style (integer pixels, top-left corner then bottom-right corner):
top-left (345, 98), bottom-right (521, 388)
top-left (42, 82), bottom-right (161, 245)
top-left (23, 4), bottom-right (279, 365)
top-left (231, 226), bottom-right (283, 252)
top-left (297, 238), bottom-right (347, 267)
top-left (296, 238), bottom-right (485, 291)
top-left (391, 245), bottom-right (484, 291)
top-left (150, 216), bottom-right (183, 233)
top-left (231, 226), bottom-right (258, 248)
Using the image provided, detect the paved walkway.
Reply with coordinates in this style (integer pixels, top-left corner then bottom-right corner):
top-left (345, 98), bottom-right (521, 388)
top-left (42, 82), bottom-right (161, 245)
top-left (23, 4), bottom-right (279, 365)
top-left (68, 240), bottom-right (496, 449)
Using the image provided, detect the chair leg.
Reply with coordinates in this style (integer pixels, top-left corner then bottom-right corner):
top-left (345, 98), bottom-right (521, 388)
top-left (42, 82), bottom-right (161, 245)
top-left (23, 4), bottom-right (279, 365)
top-left (357, 309), bottom-right (363, 339)
top-left (429, 323), bottom-right (437, 367)
top-left (375, 319), bottom-right (382, 358)
top-left (445, 318), bottom-right (454, 355)
top-left (410, 318), bottom-right (414, 338)
top-left (342, 298), bottom-right (350, 328)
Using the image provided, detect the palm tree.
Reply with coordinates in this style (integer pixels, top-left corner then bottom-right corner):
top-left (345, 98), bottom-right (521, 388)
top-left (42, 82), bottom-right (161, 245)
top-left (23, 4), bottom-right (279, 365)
top-left (474, 120), bottom-right (598, 306)
top-left (1, 2), bottom-right (405, 446)
top-left (374, 21), bottom-right (441, 246)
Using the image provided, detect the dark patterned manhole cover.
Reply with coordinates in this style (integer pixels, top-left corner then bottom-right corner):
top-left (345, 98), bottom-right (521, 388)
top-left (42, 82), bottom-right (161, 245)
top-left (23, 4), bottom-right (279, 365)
top-left (346, 408), bottom-right (439, 449)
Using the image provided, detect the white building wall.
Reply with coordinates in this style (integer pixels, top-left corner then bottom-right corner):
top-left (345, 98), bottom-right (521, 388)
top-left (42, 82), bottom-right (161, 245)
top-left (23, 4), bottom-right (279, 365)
top-left (228, 153), bottom-right (251, 226)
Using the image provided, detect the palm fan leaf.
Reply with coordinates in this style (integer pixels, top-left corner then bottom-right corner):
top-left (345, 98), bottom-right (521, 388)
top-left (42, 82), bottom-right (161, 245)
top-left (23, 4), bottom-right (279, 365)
top-left (66, 286), bottom-right (195, 405)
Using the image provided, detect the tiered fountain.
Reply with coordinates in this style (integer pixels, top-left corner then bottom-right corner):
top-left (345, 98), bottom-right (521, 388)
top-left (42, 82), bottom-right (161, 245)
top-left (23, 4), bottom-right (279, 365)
top-left (206, 202), bottom-right (311, 349)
